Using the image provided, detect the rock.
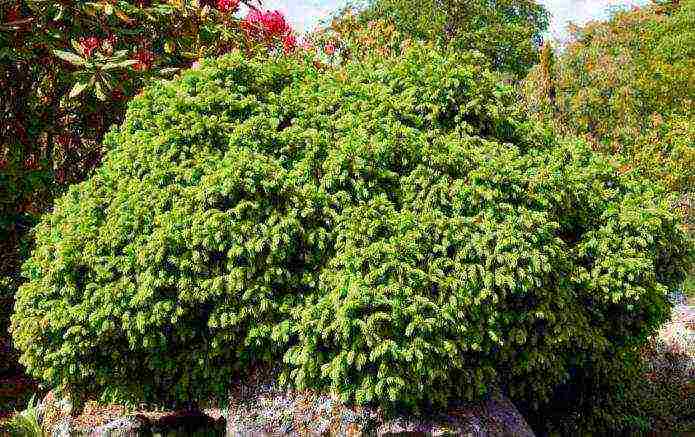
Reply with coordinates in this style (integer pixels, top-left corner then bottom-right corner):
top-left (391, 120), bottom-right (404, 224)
top-left (41, 391), bottom-right (72, 435)
top-left (667, 287), bottom-right (687, 306)
top-left (227, 369), bottom-right (534, 436)
top-left (92, 416), bottom-right (146, 437)
top-left (41, 393), bottom-right (225, 437)
top-left (38, 373), bottom-right (534, 436)
top-left (51, 418), bottom-right (71, 437)
top-left (648, 303), bottom-right (695, 379)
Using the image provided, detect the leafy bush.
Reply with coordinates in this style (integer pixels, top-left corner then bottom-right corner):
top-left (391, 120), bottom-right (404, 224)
top-left (3, 395), bottom-right (44, 437)
top-left (11, 45), bottom-right (693, 409)
top-left (524, 318), bottom-right (695, 434)
top-left (519, 2), bottom-right (695, 431)
top-left (523, 0), bottom-right (694, 193)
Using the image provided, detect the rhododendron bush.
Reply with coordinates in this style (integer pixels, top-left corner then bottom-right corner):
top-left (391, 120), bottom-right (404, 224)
top-left (0, 0), bottom-right (295, 376)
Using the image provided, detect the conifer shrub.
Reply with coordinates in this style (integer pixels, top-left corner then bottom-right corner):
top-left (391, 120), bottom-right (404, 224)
top-left (11, 46), bottom-right (693, 408)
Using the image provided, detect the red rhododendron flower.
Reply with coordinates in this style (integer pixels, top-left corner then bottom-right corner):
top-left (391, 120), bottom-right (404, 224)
top-left (133, 49), bottom-right (155, 71)
top-left (216, 0), bottom-right (239, 13)
top-left (80, 37), bottom-right (100, 57)
top-left (263, 10), bottom-right (290, 36)
top-left (242, 9), bottom-right (264, 35)
top-left (111, 88), bottom-right (126, 101)
top-left (56, 133), bottom-right (72, 147)
top-left (242, 9), bottom-right (292, 39)
top-left (6, 5), bottom-right (20, 22)
top-left (324, 42), bottom-right (336, 55)
top-left (0, 158), bottom-right (7, 170)
top-left (283, 34), bottom-right (297, 53)
top-left (23, 154), bottom-right (38, 170)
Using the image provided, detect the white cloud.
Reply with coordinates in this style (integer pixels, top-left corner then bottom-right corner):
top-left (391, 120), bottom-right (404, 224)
top-left (538, 0), bottom-right (649, 41)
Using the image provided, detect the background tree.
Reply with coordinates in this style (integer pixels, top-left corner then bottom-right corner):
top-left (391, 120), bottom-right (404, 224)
top-left (523, 0), bottom-right (694, 195)
top-left (355, 0), bottom-right (549, 77)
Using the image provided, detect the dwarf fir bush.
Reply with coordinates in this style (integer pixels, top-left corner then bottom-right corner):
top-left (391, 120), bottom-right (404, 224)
top-left (11, 46), bottom-right (693, 408)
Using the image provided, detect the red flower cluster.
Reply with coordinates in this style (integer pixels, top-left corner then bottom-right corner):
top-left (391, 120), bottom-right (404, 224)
top-left (282, 34), bottom-right (297, 53)
top-left (133, 49), bottom-right (155, 71)
top-left (111, 87), bottom-right (126, 101)
top-left (324, 42), bottom-right (336, 55)
top-left (80, 37), bottom-right (100, 57)
top-left (216, 0), bottom-right (239, 13)
top-left (6, 5), bottom-right (20, 22)
top-left (242, 9), bottom-right (292, 40)
top-left (23, 154), bottom-right (38, 170)
top-left (55, 133), bottom-right (72, 147)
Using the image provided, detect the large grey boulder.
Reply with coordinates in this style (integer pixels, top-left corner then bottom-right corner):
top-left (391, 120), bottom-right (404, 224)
top-left (226, 370), bottom-right (534, 436)
top-left (40, 391), bottom-right (224, 437)
top-left (48, 412), bottom-right (225, 437)
top-left (39, 373), bottom-right (534, 436)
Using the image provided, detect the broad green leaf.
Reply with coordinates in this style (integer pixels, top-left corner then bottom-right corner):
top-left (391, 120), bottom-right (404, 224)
top-left (68, 81), bottom-right (90, 98)
top-left (53, 50), bottom-right (86, 66)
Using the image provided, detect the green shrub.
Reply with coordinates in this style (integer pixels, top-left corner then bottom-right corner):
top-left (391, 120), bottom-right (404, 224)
top-left (11, 46), bottom-right (693, 409)
top-left (523, 332), bottom-right (695, 434)
top-left (4, 395), bottom-right (45, 437)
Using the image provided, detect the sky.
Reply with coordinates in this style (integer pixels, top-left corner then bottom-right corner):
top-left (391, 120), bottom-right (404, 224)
top-left (265, 0), bottom-right (650, 41)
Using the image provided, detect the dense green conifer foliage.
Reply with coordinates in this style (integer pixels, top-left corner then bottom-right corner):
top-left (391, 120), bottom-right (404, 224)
top-left (11, 46), bottom-right (692, 407)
